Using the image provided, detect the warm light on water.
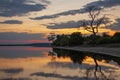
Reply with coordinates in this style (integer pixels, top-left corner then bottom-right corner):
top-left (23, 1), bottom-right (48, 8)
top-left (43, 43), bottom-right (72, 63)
top-left (0, 46), bottom-right (120, 80)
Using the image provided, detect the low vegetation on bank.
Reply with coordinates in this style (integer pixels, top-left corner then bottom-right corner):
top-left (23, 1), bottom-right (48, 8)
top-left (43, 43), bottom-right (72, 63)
top-left (48, 32), bottom-right (120, 47)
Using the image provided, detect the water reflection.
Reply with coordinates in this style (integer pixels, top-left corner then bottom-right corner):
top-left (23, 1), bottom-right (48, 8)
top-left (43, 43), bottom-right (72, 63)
top-left (1, 78), bottom-right (31, 80)
top-left (0, 46), bottom-right (52, 80)
top-left (0, 46), bottom-right (120, 80)
top-left (48, 48), bottom-right (120, 80)
top-left (0, 46), bottom-right (50, 58)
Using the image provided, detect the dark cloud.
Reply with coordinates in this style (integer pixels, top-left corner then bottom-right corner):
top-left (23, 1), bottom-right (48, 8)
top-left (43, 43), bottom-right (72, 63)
top-left (0, 32), bottom-right (45, 40)
top-left (0, 0), bottom-right (47, 17)
top-left (46, 18), bottom-right (110, 29)
top-left (46, 21), bottom-right (81, 29)
top-left (0, 20), bottom-right (23, 24)
top-left (31, 0), bottom-right (120, 20)
top-left (30, 8), bottom-right (85, 20)
top-left (84, 0), bottom-right (120, 9)
top-left (0, 32), bottom-right (49, 44)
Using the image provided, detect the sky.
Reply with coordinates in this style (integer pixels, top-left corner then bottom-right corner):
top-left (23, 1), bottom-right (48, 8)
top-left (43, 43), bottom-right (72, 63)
top-left (0, 0), bottom-right (120, 44)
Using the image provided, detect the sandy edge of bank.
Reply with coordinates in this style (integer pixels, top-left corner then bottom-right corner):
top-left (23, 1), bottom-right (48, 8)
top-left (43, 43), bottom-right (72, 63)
top-left (54, 46), bottom-right (120, 57)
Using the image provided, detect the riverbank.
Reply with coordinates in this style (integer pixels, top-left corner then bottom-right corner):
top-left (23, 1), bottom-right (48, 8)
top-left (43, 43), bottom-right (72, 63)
top-left (54, 46), bottom-right (120, 57)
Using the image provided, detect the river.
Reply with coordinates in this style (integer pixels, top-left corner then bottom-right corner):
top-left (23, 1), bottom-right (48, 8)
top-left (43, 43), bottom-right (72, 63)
top-left (0, 46), bottom-right (120, 80)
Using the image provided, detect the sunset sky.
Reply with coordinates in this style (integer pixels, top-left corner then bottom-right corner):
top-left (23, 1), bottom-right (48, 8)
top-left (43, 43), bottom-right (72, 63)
top-left (0, 0), bottom-right (120, 44)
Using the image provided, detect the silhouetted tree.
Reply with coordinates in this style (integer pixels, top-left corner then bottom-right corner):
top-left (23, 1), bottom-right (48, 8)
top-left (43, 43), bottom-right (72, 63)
top-left (81, 6), bottom-right (108, 45)
top-left (111, 32), bottom-right (120, 43)
top-left (48, 32), bottom-right (56, 42)
top-left (102, 32), bottom-right (110, 37)
top-left (51, 32), bottom-right (84, 46)
top-left (53, 34), bottom-right (69, 46)
top-left (96, 33), bottom-right (111, 44)
top-left (69, 32), bottom-right (84, 46)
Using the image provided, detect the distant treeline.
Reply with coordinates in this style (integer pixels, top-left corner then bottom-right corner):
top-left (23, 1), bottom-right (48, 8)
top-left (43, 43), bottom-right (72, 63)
top-left (51, 32), bottom-right (120, 46)
top-left (0, 43), bottom-right (51, 47)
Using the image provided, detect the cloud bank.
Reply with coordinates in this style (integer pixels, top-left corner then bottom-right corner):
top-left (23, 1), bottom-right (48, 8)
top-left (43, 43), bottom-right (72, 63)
top-left (0, 0), bottom-right (47, 17)
top-left (0, 32), bottom-right (45, 40)
top-left (84, 0), bottom-right (120, 9)
top-left (0, 32), bottom-right (48, 44)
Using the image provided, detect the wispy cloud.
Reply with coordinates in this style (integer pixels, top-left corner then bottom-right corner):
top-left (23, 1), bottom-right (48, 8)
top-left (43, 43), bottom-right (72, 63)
top-left (46, 18), bottom-right (110, 29)
top-left (39, 0), bottom-right (51, 4)
top-left (0, 20), bottom-right (23, 24)
top-left (0, 0), bottom-right (47, 17)
top-left (30, 8), bottom-right (85, 20)
top-left (107, 18), bottom-right (120, 30)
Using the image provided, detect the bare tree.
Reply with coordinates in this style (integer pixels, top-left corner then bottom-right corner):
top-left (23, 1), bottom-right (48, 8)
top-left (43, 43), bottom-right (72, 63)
top-left (82, 6), bottom-right (107, 44)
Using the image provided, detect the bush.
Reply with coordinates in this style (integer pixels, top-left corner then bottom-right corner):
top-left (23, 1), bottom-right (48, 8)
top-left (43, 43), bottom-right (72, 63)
top-left (52, 34), bottom-right (70, 46)
top-left (96, 37), bottom-right (112, 44)
top-left (69, 32), bottom-right (84, 46)
top-left (111, 32), bottom-right (120, 43)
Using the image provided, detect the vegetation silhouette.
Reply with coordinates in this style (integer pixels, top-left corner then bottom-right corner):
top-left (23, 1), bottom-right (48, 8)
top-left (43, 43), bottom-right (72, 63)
top-left (48, 6), bottom-right (119, 46)
top-left (80, 6), bottom-right (111, 45)
top-left (69, 32), bottom-right (84, 46)
top-left (50, 32), bottom-right (120, 46)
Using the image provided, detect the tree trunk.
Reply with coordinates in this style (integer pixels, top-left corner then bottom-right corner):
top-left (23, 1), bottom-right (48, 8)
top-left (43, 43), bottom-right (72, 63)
top-left (92, 32), bottom-right (97, 46)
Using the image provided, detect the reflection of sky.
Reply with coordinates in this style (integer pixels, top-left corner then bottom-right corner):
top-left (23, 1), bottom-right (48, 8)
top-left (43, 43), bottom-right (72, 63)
top-left (0, 0), bottom-right (120, 44)
top-left (0, 47), bottom-right (120, 80)
top-left (0, 46), bottom-right (51, 58)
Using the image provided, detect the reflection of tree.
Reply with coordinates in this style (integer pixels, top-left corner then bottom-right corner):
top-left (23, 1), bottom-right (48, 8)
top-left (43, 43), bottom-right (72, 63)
top-left (86, 57), bottom-right (118, 80)
top-left (48, 51), bottom-right (57, 62)
top-left (86, 58), bottom-right (108, 80)
top-left (52, 48), bottom-right (120, 80)
top-left (53, 48), bottom-right (86, 64)
top-left (86, 53), bottom-right (120, 80)
top-left (53, 48), bottom-right (120, 65)
top-left (48, 51), bottom-right (57, 73)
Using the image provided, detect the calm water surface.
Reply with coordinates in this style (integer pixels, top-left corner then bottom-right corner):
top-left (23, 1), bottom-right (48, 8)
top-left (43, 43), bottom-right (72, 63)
top-left (0, 46), bottom-right (120, 80)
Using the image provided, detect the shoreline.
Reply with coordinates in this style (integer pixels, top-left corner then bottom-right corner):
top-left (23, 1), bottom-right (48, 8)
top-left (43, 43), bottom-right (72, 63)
top-left (54, 46), bottom-right (120, 57)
